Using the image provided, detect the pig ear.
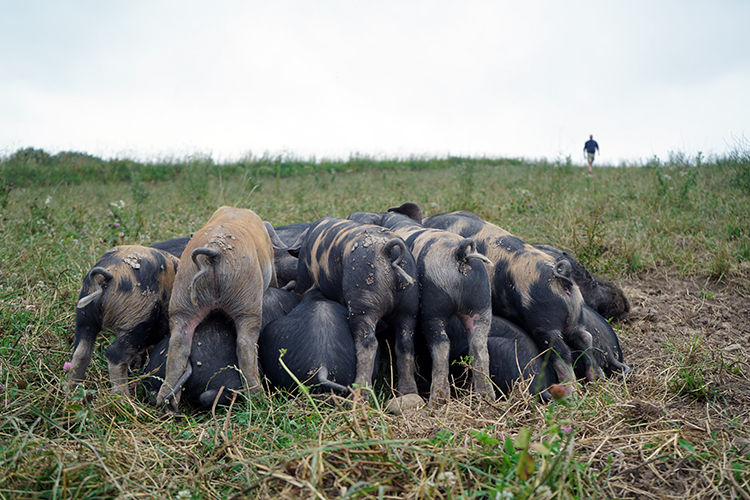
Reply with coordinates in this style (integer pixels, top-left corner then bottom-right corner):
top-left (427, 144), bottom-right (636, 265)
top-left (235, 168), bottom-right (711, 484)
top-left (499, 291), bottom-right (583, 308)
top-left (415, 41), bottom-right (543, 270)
top-left (387, 202), bottom-right (423, 224)
top-left (264, 221), bottom-right (288, 249)
top-left (286, 228), bottom-right (309, 258)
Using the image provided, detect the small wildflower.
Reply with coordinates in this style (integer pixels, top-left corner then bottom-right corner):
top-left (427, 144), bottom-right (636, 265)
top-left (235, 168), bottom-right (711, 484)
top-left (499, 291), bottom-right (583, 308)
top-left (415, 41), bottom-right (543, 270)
top-left (108, 211), bottom-right (114, 217)
top-left (436, 471), bottom-right (457, 488)
top-left (82, 228), bottom-right (87, 234)
top-left (495, 490), bottom-right (514, 500)
top-left (63, 362), bottom-right (74, 372)
top-left (176, 490), bottom-right (192, 500)
top-left (2, 399), bottom-right (8, 405)
top-left (562, 426), bottom-right (573, 434)
top-left (80, 195), bottom-right (84, 198)
top-left (45, 196), bottom-right (51, 205)
top-left (113, 222), bottom-right (121, 227)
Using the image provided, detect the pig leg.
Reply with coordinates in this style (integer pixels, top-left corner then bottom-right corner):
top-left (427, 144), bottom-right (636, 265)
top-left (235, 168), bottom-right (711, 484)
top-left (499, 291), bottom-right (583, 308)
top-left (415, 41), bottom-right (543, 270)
top-left (423, 317), bottom-right (451, 407)
top-left (348, 312), bottom-right (380, 391)
top-left (105, 335), bottom-right (139, 394)
top-left (566, 326), bottom-right (604, 381)
top-left (156, 313), bottom-right (201, 411)
top-left (234, 313), bottom-right (263, 393)
top-left (390, 313), bottom-right (418, 395)
top-left (535, 328), bottom-right (577, 394)
top-left (67, 306), bottom-right (101, 390)
top-left (459, 312), bottom-right (495, 400)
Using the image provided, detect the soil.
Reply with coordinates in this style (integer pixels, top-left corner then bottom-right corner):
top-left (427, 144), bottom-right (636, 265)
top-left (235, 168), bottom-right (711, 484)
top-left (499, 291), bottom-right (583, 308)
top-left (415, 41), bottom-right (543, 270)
top-left (598, 271), bottom-right (750, 498)
top-left (386, 271), bottom-right (750, 499)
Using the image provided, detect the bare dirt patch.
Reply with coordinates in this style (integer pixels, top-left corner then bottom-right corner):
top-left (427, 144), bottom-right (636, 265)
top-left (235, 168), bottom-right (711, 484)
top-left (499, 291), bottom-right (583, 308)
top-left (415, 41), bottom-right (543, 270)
top-left (382, 271), bottom-right (750, 499)
top-left (602, 272), bottom-right (750, 498)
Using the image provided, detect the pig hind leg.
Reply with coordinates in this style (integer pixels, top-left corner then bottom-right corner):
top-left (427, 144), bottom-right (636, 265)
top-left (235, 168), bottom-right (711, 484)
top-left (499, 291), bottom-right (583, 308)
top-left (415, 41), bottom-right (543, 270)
top-left (68, 325), bottom-right (99, 389)
top-left (389, 313), bottom-right (418, 396)
top-left (156, 313), bottom-right (200, 410)
top-left (106, 335), bottom-right (140, 394)
top-left (347, 312), bottom-right (381, 391)
top-left (234, 313), bottom-right (263, 393)
top-left (534, 329), bottom-right (577, 390)
top-left (422, 317), bottom-right (451, 407)
top-left (567, 326), bottom-right (604, 381)
top-left (462, 313), bottom-right (495, 400)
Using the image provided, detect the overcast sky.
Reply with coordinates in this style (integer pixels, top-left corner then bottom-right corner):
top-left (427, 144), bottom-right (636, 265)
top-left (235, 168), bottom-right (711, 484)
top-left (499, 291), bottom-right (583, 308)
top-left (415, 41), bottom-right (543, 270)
top-left (1, 1), bottom-right (748, 165)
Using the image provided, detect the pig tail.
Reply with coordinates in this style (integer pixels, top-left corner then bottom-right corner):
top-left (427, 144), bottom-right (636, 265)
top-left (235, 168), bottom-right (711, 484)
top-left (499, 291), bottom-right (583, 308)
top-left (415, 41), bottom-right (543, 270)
top-left (189, 247), bottom-right (222, 305)
top-left (384, 239), bottom-right (415, 285)
top-left (456, 238), bottom-right (494, 266)
top-left (76, 267), bottom-right (113, 308)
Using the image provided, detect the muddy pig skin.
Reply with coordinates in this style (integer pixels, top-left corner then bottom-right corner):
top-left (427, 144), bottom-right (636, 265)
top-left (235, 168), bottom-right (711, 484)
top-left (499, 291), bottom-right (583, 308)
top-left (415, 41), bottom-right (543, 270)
top-left (574, 305), bottom-right (631, 380)
top-left (293, 217), bottom-right (419, 396)
top-left (422, 208), bottom-right (598, 390)
top-left (141, 288), bottom-right (298, 409)
top-left (439, 315), bottom-right (558, 398)
top-left (156, 206), bottom-right (277, 412)
top-left (347, 205), bottom-right (495, 406)
top-left (151, 223), bottom-right (301, 291)
top-left (68, 245), bottom-right (179, 394)
top-left (259, 289), bottom-right (379, 393)
top-left (535, 244), bottom-right (630, 321)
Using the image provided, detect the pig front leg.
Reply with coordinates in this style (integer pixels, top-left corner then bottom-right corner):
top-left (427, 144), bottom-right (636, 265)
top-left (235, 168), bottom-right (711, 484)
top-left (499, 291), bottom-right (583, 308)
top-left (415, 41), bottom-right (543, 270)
top-left (234, 313), bottom-right (263, 393)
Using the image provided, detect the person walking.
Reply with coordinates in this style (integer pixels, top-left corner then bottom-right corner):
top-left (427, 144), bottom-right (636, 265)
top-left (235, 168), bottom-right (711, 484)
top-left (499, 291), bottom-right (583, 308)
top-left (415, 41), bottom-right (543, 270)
top-left (583, 135), bottom-right (599, 173)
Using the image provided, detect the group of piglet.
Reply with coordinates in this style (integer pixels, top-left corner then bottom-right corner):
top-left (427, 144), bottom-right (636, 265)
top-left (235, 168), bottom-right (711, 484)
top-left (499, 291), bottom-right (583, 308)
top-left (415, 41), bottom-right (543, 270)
top-left (66, 202), bottom-right (630, 413)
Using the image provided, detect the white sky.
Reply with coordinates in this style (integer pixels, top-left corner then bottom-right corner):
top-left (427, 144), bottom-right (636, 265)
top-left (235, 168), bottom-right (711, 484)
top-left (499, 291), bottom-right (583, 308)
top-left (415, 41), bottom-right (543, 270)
top-left (1, 1), bottom-right (748, 165)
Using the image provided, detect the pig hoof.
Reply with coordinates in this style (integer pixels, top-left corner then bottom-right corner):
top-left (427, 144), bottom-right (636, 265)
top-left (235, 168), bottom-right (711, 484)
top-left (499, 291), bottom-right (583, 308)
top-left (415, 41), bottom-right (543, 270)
top-left (386, 394), bottom-right (424, 415)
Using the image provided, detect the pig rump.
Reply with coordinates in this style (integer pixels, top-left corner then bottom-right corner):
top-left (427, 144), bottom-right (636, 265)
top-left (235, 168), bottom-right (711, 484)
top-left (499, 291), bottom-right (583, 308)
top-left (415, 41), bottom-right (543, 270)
top-left (68, 245), bottom-right (179, 394)
top-left (259, 289), bottom-right (368, 394)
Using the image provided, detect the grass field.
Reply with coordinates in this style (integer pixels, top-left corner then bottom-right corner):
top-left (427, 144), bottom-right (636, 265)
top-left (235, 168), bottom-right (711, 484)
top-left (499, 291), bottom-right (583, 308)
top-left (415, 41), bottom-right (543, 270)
top-left (1, 149), bottom-right (749, 499)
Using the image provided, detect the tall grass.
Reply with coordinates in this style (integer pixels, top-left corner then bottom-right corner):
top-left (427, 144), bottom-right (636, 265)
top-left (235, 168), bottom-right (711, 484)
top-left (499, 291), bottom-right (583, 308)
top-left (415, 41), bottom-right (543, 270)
top-left (1, 147), bottom-right (749, 498)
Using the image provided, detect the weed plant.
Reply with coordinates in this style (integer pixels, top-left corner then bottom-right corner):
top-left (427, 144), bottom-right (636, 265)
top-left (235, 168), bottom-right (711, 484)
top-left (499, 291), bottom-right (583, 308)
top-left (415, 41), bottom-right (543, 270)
top-left (1, 149), bottom-right (749, 498)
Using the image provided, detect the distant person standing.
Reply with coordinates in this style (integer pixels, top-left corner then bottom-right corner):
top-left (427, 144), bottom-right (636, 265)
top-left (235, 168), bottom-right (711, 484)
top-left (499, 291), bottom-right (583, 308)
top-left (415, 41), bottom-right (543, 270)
top-left (583, 135), bottom-right (599, 173)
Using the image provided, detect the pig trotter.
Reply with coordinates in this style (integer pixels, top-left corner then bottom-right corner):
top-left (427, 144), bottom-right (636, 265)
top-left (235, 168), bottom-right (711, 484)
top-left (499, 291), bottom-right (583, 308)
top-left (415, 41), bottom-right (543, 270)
top-left (159, 361), bottom-right (193, 411)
